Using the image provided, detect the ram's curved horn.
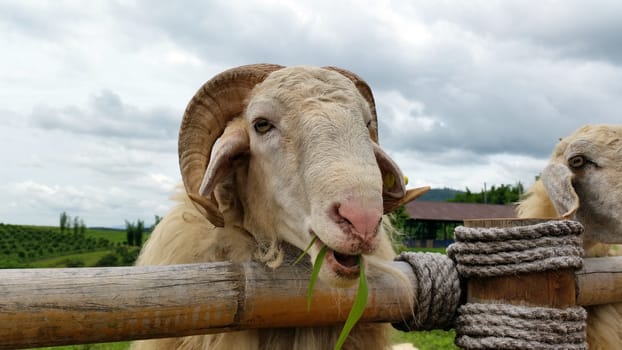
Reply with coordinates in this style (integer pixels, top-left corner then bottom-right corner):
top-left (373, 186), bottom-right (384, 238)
top-left (323, 66), bottom-right (378, 143)
top-left (179, 64), bottom-right (284, 226)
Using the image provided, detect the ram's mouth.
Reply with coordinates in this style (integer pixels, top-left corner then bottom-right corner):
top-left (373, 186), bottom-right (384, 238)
top-left (325, 248), bottom-right (361, 279)
top-left (307, 233), bottom-right (361, 279)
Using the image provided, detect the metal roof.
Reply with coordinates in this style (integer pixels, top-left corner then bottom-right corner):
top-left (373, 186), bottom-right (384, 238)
top-left (404, 201), bottom-right (517, 221)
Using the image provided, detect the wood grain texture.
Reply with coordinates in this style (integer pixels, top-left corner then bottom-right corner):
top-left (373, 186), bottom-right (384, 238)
top-left (576, 256), bottom-right (622, 306)
top-left (468, 269), bottom-right (576, 308)
top-left (0, 261), bottom-right (416, 349)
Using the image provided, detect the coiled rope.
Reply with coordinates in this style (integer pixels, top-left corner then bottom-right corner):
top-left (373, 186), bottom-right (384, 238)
top-left (447, 220), bottom-right (587, 350)
top-left (392, 252), bottom-right (462, 331)
top-left (454, 304), bottom-right (587, 350)
top-left (448, 220), bottom-right (584, 278)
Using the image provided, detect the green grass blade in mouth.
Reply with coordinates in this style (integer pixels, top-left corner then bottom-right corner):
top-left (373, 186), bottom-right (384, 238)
top-left (334, 255), bottom-right (368, 350)
top-left (293, 236), bottom-right (318, 266)
top-left (299, 245), bottom-right (368, 350)
top-left (307, 244), bottom-right (327, 311)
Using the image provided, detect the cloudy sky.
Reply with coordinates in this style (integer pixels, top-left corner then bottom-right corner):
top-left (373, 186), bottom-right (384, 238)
top-left (1, 1), bottom-right (621, 227)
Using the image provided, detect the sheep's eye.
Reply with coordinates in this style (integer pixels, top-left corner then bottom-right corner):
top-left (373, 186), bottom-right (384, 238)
top-left (568, 155), bottom-right (587, 169)
top-left (253, 118), bottom-right (273, 134)
top-left (366, 120), bottom-right (372, 128)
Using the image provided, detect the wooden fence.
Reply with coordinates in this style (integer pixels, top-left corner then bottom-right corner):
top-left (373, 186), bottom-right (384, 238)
top-left (0, 261), bottom-right (417, 349)
top-left (2, 218), bottom-right (622, 349)
top-left (1, 257), bottom-right (622, 349)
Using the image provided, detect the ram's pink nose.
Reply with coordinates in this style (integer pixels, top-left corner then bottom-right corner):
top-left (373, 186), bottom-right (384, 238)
top-left (336, 198), bottom-right (382, 244)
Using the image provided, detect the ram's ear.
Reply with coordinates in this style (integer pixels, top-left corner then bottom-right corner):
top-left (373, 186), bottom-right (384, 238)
top-left (374, 144), bottom-right (430, 213)
top-left (541, 162), bottom-right (580, 219)
top-left (198, 119), bottom-right (249, 224)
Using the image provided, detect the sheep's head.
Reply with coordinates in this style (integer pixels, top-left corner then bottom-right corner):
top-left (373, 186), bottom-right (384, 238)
top-left (178, 64), bottom-right (427, 287)
top-left (540, 124), bottom-right (622, 243)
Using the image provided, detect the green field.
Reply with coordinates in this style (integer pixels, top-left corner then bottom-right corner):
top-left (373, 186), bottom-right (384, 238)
top-left (0, 224), bottom-right (143, 268)
top-left (85, 228), bottom-right (148, 245)
top-left (392, 329), bottom-right (458, 350)
top-left (29, 250), bottom-right (115, 268)
top-left (82, 228), bottom-right (128, 244)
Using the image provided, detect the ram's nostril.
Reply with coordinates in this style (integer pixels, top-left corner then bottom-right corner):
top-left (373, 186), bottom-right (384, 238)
top-left (334, 198), bottom-right (382, 242)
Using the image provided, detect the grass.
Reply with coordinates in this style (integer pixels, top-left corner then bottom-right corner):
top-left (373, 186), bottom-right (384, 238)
top-left (28, 250), bottom-right (115, 268)
top-left (405, 247), bottom-right (447, 254)
top-left (301, 244), bottom-right (369, 350)
top-left (34, 341), bottom-right (130, 350)
top-left (392, 329), bottom-right (458, 350)
top-left (85, 228), bottom-right (149, 245)
top-left (84, 228), bottom-right (128, 244)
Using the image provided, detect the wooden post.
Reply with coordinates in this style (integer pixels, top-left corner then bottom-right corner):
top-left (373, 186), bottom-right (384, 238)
top-left (463, 219), bottom-right (577, 308)
top-left (0, 261), bottom-right (416, 349)
top-left (463, 219), bottom-right (622, 308)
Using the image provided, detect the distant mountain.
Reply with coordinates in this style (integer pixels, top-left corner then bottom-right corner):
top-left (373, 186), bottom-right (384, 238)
top-left (418, 187), bottom-right (464, 202)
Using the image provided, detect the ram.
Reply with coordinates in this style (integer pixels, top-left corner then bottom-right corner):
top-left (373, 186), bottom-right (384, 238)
top-left (517, 124), bottom-right (622, 349)
top-left (131, 64), bottom-right (424, 350)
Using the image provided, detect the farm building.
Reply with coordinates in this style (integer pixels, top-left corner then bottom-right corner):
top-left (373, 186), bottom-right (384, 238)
top-left (402, 201), bottom-right (517, 247)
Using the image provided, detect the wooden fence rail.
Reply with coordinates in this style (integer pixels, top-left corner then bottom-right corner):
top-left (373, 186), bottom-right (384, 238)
top-left (576, 256), bottom-right (622, 306)
top-left (0, 261), bottom-right (416, 349)
top-left (1, 257), bottom-right (621, 349)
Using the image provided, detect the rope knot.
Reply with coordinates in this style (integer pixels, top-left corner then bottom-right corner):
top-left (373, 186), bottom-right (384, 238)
top-left (392, 252), bottom-right (462, 331)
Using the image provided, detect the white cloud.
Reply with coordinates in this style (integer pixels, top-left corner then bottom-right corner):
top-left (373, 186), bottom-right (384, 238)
top-left (1, 0), bottom-right (622, 226)
top-left (130, 173), bottom-right (179, 196)
top-left (29, 90), bottom-right (180, 140)
top-left (1, 180), bottom-right (173, 227)
top-left (393, 150), bottom-right (547, 193)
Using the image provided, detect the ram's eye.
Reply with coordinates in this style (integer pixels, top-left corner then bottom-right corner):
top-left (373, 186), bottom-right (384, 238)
top-left (253, 118), bottom-right (273, 134)
top-left (366, 119), bottom-right (372, 128)
top-left (568, 155), bottom-right (587, 169)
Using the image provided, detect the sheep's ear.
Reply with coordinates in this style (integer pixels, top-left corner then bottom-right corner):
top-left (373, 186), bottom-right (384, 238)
top-left (199, 119), bottom-right (249, 203)
top-left (374, 144), bottom-right (430, 213)
top-left (541, 162), bottom-right (580, 219)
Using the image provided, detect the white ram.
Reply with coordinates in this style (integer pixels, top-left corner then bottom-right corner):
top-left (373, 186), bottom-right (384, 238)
top-left (131, 64), bottom-right (426, 350)
top-left (517, 124), bottom-right (622, 349)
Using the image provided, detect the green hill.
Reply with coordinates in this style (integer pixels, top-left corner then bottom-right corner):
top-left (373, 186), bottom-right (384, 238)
top-left (418, 188), bottom-right (464, 202)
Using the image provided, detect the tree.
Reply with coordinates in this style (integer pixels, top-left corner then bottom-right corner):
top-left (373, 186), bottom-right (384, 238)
top-left (79, 218), bottom-right (86, 236)
top-left (135, 219), bottom-right (144, 246)
top-left (65, 215), bottom-right (72, 233)
top-left (59, 212), bottom-right (68, 234)
top-left (125, 219), bottom-right (145, 246)
top-left (389, 206), bottom-right (410, 232)
top-left (73, 216), bottom-right (80, 236)
top-left (125, 220), bottom-right (135, 246)
top-left (448, 182), bottom-right (524, 205)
